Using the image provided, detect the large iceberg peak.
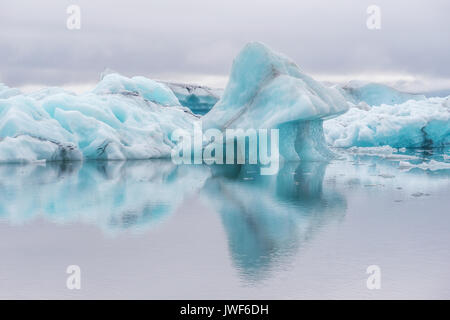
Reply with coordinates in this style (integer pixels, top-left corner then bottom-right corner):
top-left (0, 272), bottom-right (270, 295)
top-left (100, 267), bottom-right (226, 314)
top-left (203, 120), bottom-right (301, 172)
top-left (202, 42), bottom-right (349, 161)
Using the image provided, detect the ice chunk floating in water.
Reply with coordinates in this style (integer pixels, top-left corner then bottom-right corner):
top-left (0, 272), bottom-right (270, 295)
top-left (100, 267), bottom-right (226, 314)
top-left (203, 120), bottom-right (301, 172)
top-left (1, 42), bottom-right (449, 163)
top-left (202, 42), bottom-right (349, 161)
top-left (0, 74), bottom-right (197, 162)
top-left (338, 81), bottom-right (425, 107)
top-left (0, 42), bottom-right (349, 163)
top-left (325, 97), bottom-right (450, 148)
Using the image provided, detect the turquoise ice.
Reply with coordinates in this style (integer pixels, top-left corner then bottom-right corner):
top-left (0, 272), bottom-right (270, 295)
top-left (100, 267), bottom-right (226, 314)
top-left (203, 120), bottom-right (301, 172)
top-left (0, 74), bottom-right (197, 162)
top-left (0, 42), bottom-right (449, 163)
top-left (202, 42), bottom-right (349, 161)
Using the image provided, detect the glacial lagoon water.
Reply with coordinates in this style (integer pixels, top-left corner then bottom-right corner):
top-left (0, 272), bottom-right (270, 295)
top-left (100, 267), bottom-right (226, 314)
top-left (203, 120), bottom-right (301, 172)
top-left (0, 148), bottom-right (449, 299)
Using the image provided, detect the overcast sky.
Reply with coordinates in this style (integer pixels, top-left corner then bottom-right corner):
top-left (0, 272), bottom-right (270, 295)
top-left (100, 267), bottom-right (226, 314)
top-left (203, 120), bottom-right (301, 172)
top-left (0, 0), bottom-right (449, 93)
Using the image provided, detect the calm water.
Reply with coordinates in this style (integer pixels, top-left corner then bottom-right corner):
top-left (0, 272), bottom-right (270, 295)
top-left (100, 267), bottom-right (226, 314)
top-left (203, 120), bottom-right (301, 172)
top-left (0, 148), bottom-right (449, 299)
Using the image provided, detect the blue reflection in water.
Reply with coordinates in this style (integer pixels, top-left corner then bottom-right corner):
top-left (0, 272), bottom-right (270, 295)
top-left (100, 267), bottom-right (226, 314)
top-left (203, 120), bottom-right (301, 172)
top-left (0, 161), bottom-right (209, 230)
top-left (204, 162), bottom-right (346, 281)
top-left (0, 147), bottom-right (448, 282)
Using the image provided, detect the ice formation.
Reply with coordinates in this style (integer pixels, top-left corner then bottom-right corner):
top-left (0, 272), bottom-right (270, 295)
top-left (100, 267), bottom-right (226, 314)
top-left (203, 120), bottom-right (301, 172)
top-left (399, 160), bottom-right (450, 171)
top-left (0, 74), bottom-right (197, 163)
top-left (1, 42), bottom-right (449, 164)
top-left (94, 73), bottom-right (182, 107)
top-left (0, 84), bottom-right (21, 99)
top-left (202, 42), bottom-right (349, 161)
top-left (324, 97), bottom-right (450, 148)
top-left (162, 82), bottom-right (223, 115)
top-left (338, 81), bottom-right (425, 106)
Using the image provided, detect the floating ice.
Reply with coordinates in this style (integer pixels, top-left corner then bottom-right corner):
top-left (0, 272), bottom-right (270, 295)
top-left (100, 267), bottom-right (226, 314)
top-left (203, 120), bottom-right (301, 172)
top-left (399, 160), bottom-right (450, 171)
top-left (94, 73), bottom-right (181, 107)
top-left (338, 81), bottom-right (425, 106)
top-left (1, 42), bottom-right (449, 164)
top-left (202, 42), bottom-right (349, 161)
top-left (0, 74), bottom-right (197, 163)
top-left (163, 82), bottom-right (223, 115)
top-left (0, 84), bottom-right (21, 99)
top-left (343, 146), bottom-right (418, 160)
top-left (325, 97), bottom-right (450, 148)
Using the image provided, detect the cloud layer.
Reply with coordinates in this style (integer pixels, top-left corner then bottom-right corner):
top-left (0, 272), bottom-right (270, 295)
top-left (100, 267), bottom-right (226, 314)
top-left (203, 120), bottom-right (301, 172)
top-left (0, 0), bottom-right (449, 92)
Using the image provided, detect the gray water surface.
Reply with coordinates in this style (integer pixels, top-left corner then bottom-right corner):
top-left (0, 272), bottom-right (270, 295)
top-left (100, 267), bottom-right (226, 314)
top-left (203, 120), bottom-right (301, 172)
top-left (0, 149), bottom-right (449, 299)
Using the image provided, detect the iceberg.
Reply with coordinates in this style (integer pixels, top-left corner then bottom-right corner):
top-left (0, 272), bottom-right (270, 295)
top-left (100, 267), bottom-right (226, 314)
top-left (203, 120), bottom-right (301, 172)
top-left (0, 84), bottom-right (21, 99)
top-left (162, 82), bottom-right (223, 115)
top-left (0, 74), bottom-right (198, 163)
top-left (94, 73), bottom-right (182, 107)
top-left (1, 42), bottom-right (448, 164)
top-left (324, 97), bottom-right (450, 148)
top-left (202, 42), bottom-right (349, 161)
top-left (338, 81), bottom-right (425, 106)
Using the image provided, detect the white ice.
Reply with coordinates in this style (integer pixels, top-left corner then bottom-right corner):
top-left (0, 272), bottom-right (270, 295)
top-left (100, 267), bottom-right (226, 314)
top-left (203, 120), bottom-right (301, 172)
top-left (0, 74), bottom-right (197, 163)
top-left (325, 97), bottom-right (450, 148)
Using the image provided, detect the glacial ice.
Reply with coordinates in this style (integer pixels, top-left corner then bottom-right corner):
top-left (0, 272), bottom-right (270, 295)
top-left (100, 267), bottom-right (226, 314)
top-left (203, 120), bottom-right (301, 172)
top-left (1, 42), bottom-right (449, 164)
top-left (399, 160), bottom-right (450, 171)
top-left (0, 84), bottom-right (21, 99)
top-left (324, 97), bottom-right (450, 148)
top-left (94, 73), bottom-right (182, 107)
top-left (338, 81), bottom-right (425, 106)
top-left (202, 42), bottom-right (349, 161)
top-left (163, 82), bottom-right (223, 115)
top-left (0, 74), bottom-right (197, 163)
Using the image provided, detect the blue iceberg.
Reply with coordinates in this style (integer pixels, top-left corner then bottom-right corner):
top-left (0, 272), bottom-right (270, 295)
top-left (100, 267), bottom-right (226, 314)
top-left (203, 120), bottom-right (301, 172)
top-left (0, 74), bottom-right (197, 162)
top-left (0, 42), bottom-right (449, 164)
top-left (338, 81), bottom-right (425, 107)
top-left (163, 82), bottom-right (223, 115)
top-left (325, 97), bottom-right (450, 148)
top-left (202, 42), bottom-right (349, 161)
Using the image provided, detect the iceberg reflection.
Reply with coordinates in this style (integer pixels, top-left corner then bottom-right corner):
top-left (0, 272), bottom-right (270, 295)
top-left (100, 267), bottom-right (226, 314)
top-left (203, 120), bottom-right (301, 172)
top-left (203, 162), bottom-right (346, 281)
top-left (0, 160), bottom-right (348, 281)
top-left (0, 160), bottom-right (209, 232)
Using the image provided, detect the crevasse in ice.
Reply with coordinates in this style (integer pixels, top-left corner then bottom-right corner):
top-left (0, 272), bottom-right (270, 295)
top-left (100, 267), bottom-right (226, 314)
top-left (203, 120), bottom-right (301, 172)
top-left (0, 74), bottom-right (197, 162)
top-left (201, 41), bottom-right (349, 161)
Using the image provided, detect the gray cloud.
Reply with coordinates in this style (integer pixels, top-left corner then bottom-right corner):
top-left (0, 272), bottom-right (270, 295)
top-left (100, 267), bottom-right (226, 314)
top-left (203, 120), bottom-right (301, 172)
top-left (0, 0), bottom-right (449, 92)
